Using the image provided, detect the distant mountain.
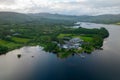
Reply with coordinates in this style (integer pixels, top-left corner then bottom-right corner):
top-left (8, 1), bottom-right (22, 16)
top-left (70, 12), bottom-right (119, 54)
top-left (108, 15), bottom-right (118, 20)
top-left (29, 13), bottom-right (78, 21)
top-left (0, 12), bottom-right (76, 25)
top-left (0, 12), bottom-right (33, 24)
top-left (0, 12), bottom-right (120, 24)
top-left (29, 13), bottom-right (120, 24)
top-left (80, 14), bottom-right (120, 24)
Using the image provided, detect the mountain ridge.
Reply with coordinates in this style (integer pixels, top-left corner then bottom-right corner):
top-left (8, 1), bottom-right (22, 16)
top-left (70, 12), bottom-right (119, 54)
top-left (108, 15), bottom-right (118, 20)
top-left (0, 12), bottom-right (120, 24)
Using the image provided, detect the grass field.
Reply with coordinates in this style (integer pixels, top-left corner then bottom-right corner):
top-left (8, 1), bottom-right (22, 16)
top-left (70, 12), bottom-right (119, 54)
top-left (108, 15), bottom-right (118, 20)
top-left (57, 34), bottom-right (73, 38)
top-left (0, 40), bottom-right (22, 50)
top-left (77, 36), bottom-right (93, 42)
top-left (57, 34), bottom-right (93, 42)
top-left (11, 37), bottom-right (30, 43)
top-left (116, 22), bottom-right (120, 25)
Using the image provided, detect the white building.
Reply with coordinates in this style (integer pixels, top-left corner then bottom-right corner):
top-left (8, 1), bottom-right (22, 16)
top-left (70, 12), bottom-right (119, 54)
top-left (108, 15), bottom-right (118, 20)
top-left (61, 38), bottom-right (83, 49)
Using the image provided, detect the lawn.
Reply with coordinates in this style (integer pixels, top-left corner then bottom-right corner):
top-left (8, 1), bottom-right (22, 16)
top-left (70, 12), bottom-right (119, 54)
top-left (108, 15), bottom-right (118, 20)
top-left (57, 34), bottom-right (93, 42)
top-left (78, 36), bottom-right (93, 42)
top-left (116, 22), bottom-right (120, 25)
top-left (0, 40), bottom-right (8, 44)
top-left (11, 37), bottom-right (30, 43)
top-left (0, 40), bottom-right (22, 50)
top-left (57, 34), bottom-right (73, 38)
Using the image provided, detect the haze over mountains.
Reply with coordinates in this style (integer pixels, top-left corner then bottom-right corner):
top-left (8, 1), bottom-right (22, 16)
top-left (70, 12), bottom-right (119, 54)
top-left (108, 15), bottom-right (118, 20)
top-left (0, 12), bottom-right (120, 24)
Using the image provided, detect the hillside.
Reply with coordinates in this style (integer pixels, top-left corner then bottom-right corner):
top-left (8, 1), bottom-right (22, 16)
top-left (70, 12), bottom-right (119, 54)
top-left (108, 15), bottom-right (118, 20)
top-left (0, 12), bottom-right (33, 24)
top-left (0, 12), bottom-right (120, 24)
top-left (29, 13), bottom-right (78, 22)
top-left (0, 12), bottom-right (75, 25)
top-left (80, 14), bottom-right (120, 24)
top-left (30, 13), bottom-right (120, 24)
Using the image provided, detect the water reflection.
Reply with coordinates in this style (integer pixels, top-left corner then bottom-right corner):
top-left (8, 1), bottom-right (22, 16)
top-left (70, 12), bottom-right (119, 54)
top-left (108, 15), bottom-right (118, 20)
top-left (0, 46), bottom-right (45, 80)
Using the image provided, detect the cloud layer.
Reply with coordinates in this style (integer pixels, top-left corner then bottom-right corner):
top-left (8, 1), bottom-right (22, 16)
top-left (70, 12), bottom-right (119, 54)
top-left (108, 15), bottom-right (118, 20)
top-left (0, 0), bottom-right (120, 15)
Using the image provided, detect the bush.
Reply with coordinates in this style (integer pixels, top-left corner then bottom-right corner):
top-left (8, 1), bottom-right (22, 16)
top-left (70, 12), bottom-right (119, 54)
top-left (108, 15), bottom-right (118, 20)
top-left (0, 45), bottom-right (8, 55)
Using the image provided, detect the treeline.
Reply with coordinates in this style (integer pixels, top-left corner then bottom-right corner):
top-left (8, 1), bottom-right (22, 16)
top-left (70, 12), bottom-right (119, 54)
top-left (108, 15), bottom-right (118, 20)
top-left (62, 27), bottom-right (109, 38)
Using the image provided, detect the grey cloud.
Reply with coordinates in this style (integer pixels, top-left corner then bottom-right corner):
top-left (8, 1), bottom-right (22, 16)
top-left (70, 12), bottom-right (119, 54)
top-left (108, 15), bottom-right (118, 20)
top-left (0, 0), bottom-right (120, 15)
top-left (57, 0), bottom-right (120, 15)
top-left (0, 0), bottom-right (15, 5)
top-left (86, 0), bottom-right (120, 8)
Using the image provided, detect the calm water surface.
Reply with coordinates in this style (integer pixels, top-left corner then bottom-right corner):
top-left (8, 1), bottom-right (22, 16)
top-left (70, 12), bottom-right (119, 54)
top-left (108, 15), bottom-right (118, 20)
top-left (0, 22), bottom-right (120, 80)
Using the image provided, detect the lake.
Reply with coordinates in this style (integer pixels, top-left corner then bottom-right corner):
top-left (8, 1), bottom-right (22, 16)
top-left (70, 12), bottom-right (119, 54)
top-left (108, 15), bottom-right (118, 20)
top-left (0, 22), bottom-right (120, 80)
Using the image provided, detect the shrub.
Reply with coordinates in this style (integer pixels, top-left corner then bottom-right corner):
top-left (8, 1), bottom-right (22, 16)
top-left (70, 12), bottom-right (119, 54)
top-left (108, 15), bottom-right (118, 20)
top-left (0, 45), bottom-right (8, 55)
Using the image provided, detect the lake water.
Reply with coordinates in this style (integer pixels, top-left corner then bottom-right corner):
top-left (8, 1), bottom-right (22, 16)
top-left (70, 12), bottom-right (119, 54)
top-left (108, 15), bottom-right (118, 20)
top-left (0, 22), bottom-right (120, 80)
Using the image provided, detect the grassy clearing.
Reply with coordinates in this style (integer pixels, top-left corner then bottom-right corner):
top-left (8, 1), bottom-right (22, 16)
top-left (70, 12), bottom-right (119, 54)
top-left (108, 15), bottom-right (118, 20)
top-left (116, 22), bottom-right (120, 25)
top-left (115, 22), bottom-right (120, 25)
top-left (0, 40), bottom-right (8, 44)
top-left (57, 34), bottom-right (74, 38)
top-left (79, 36), bottom-right (93, 42)
top-left (57, 34), bottom-right (93, 42)
top-left (0, 40), bottom-right (22, 50)
top-left (11, 37), bottom-right (30, 43)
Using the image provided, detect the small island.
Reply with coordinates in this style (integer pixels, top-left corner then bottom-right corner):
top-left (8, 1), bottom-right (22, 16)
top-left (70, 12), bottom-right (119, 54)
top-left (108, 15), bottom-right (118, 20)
top-left (43, 27), bottom-right (109, 58)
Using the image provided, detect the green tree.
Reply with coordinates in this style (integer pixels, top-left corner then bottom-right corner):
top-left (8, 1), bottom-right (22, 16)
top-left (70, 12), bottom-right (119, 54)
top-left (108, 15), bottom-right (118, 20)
top-left (0, 45), bottom-right (8, 55)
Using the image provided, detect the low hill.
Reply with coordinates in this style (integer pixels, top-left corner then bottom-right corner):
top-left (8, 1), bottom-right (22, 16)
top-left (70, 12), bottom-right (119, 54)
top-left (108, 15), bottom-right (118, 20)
top-left (0, 12), bottom-right (120, 24)
top-left (0, 12), bottom-right (33, 24)
top-left (80, 14), bottom-right (120, 24)
top-left (29, 13), bottom-right (120, 24)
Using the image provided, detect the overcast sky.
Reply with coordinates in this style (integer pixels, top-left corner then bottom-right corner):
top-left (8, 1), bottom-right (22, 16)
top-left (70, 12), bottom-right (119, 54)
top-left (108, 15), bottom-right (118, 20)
top-left (0, 0), bottom-right (120, 15)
